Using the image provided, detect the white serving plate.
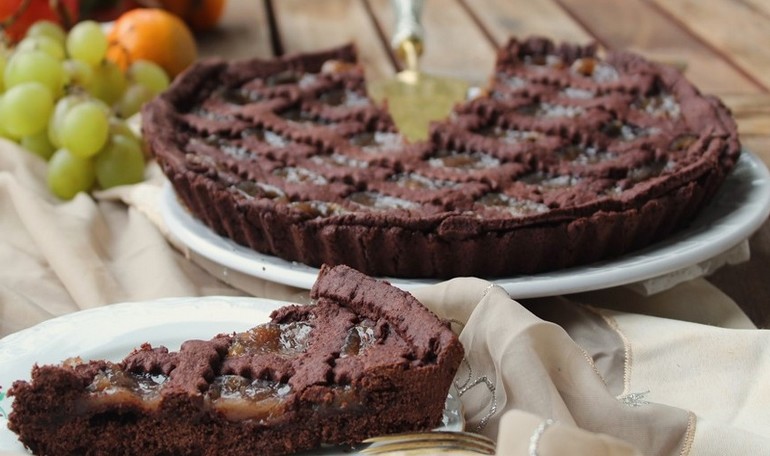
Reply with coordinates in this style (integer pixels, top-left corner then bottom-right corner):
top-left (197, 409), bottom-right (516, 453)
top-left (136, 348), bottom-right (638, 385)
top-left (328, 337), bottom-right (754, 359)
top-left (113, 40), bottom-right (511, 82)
top-left (0, 296), bottom-right (463, 454)
top-left (161, 151), bottom-right (770, 298)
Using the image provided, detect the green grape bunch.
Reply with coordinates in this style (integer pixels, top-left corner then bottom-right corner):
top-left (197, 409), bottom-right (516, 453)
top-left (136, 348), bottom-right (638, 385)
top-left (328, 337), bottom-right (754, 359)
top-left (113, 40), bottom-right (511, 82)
top-left (0, 19), bottom-right (170, 200)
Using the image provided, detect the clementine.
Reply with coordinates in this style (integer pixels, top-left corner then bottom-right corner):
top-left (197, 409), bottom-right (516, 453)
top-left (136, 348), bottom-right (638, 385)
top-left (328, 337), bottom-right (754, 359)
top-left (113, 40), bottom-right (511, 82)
top-left (106, 7), bottom-right (197, 78)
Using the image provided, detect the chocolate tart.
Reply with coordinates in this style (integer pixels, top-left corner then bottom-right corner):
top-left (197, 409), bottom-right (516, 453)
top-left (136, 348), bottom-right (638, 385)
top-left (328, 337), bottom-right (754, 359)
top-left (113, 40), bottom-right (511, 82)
top-left (8, 265), bottom-right (464, 455)
top-left (142, 37), bottom-right (741, 278)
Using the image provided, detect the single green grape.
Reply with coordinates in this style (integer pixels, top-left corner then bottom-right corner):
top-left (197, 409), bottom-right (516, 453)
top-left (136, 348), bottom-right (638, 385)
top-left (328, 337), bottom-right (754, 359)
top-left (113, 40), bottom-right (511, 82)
top-left (49, 94), bottom-right (85, 148)
top-left (60, 101), bottom-right (110, 158)
top-left (0, 105), bottom-right (16, 140)
top-left (95, 134), bottom-right (146, 189)
top-left (21, 130), bottom-right (56, 160)
top-left (25, 20), bottom-right (67, 44)
top-left (4, 50), bottom-right (65, 96)
top-left (48, 95), bottom-right (110, 149)
top-left (0, 82), bottom-right (54, 137)
top-left (0, 50), bottom-right (6, 93)
top-left (17, 36), bottom-right (66, 61)
top-left (115, 84), bottom-right (155, 118)
top-left (89, 60), bottom-right (127, 105)
top-left (65, 21), bottom-right (108, 66)
top-left (127, 60), bottom-right (170, 95)
top-left (63, 59), bottom-right (95, 89)
top-left (47, 148), bottom-right (96, 200)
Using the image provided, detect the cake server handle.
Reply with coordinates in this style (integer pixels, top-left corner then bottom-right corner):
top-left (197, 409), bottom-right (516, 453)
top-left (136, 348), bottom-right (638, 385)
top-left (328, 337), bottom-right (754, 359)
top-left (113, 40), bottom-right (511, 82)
top-left (391, 0), bottom-right (424, 73)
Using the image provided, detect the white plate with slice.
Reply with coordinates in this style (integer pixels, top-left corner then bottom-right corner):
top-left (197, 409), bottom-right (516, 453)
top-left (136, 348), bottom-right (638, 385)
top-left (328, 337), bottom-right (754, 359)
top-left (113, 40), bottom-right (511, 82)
top-left (0, 297), bottom-right (464, 455)
top-left (161, 151), bottom-right (770, 298)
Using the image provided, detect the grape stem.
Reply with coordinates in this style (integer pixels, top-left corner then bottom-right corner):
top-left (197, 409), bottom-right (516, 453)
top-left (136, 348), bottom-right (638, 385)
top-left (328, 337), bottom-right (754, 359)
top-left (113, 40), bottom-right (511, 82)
top-left (134, 0), bottom-right (163, 7)
top-left (0, 0), bottom-right (33, 29)
top-left (0, 0), bottom-right (73, 31)
top-left (50, 0), bottom-right (74, 29)
top-left (133, 0), bottom-right (206, 10)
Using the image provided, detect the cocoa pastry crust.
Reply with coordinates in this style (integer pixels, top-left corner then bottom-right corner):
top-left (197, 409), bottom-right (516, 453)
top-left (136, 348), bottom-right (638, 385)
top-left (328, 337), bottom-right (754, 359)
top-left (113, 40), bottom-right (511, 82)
top-left (8, 264), bottom-right (464, 455)
top-left (143, 37), bottom-right (740, 278)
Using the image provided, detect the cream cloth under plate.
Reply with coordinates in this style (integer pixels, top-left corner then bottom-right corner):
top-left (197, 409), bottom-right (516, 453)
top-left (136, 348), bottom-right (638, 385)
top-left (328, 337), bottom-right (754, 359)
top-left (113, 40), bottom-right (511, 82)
top-left (2, 139), bottom-right (769, 455)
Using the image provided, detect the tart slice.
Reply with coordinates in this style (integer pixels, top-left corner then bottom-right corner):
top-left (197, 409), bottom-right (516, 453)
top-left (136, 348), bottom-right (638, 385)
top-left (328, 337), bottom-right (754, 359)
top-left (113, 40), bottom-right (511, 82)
top-left (7, 265), bottom-right (464, 455)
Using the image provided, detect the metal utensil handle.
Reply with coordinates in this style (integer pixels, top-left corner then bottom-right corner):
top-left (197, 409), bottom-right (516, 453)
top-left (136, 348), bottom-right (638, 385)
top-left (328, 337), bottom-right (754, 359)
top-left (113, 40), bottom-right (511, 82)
top-left (391, 0), bottom-right (424, 51)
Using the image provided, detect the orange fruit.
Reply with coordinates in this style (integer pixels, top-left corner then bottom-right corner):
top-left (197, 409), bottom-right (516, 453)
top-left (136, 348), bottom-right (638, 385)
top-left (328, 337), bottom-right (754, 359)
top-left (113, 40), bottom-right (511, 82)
top-left (161, 0), bottom-right (226, 31)
top-left (106, 8), bottom-right (198, 78)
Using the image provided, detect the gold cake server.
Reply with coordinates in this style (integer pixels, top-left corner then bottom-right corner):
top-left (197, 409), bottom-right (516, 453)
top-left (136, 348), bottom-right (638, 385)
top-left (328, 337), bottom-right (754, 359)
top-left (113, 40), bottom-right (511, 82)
top-left (367, 0), bottom-right (470, 142)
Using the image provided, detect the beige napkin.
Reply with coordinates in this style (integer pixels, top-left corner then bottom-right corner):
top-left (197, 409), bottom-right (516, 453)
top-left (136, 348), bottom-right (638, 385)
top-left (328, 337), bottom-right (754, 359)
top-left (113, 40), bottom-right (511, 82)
top-left (3, 138), bottom-right (770, 455)
top-left (0, 139), bottom-right (301, 336)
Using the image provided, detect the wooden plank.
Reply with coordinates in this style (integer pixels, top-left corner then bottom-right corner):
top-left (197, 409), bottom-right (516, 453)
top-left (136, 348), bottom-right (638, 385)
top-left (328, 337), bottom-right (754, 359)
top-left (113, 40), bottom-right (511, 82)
top-left (269, 0), bottom-right (394, 81)
top-left (740, 0), bottom-right (770, 18)
top-left (726, 92), bottom-right (770, 163)
top-left (735, 117), bottom-right (770, 138)
top-left (714, 94), bottom-right (770, 136)
top-left (460, 0), bottom-right (593, 46)
top-left (723, 92), bottom-right (770, 138)
top-left (648, 0), bottom-right (770, 90)
top-left (197, 0), bottom-right (273, 59)
top-left (555, 0), bottom-right (762, 95)
top-left (741, 137), bottom-right (770, 168)
top-left (367, 0), bottom-right (496, 86)
top-left (721, 93), bottom-right (770, 116)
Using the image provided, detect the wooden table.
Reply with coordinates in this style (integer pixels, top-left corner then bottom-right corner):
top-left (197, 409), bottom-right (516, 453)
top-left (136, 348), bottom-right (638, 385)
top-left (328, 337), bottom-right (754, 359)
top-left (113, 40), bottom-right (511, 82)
top-left (198, 0), bottom-right (770, 326)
